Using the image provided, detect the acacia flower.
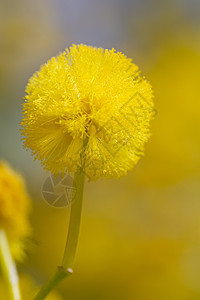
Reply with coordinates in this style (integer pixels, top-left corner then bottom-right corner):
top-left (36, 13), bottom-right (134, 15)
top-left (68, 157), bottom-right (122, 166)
top-left (0, 161), bottom-right (31, 260)
top-left (22, 45), bottom-right (155, 300)
top-left (21, 44), bottom-right (154, 181)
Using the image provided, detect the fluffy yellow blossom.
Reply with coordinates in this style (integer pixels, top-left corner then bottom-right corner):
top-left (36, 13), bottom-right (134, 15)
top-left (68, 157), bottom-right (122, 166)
top-left (21, 44), bottom-right (154, 180)
top-left (0, 161), bottom-right (31, 260)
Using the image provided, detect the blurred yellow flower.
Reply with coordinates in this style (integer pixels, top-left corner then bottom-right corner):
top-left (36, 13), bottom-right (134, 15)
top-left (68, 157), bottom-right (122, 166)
top-left (0, 161), bottom-right (31, 260)
top-left (21, 44), bottom-right (154, 180)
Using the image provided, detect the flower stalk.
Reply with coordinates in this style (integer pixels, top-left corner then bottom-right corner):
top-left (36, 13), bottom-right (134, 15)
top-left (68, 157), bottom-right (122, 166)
top-left (62, 164), bottom-right (85, 270)
top-left (0, 229), bottom-right (21, 300)
top-left (34, 141), bottom-right (87, 300)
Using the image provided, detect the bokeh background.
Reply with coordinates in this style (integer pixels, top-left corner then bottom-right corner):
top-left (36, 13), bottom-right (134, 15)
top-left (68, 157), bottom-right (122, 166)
top-left (1, 0), bottom-right (200, 299)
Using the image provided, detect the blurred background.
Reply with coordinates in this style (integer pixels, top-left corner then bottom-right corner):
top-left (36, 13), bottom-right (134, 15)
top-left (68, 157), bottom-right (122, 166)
top-left (0, 0), bottom-right (200, 299)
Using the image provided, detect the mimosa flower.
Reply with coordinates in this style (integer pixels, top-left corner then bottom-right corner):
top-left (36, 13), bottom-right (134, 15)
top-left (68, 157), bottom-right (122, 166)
top-left (21, 44), bottom-right (154, 180)
top-left (0, 161), bottom-right (31, 260)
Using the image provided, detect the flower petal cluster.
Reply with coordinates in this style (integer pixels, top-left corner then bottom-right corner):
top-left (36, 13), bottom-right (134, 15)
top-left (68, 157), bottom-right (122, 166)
top-left (0, 161), bottom-right (31, 260)
top-left (21, 44), bottom-right (154, 180)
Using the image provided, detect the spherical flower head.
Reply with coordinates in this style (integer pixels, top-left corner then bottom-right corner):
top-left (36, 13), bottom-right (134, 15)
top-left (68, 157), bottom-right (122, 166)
top-left (0, 161), bottom-right (31, 260)
top-left (21, 44), bottom-right (155, 181)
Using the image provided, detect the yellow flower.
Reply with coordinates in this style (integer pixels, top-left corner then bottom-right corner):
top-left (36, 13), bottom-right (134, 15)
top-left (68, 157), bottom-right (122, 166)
top-left (0, 161), bottom-right (31, 260)
top-left (21, 44), bottom-right (154, 180)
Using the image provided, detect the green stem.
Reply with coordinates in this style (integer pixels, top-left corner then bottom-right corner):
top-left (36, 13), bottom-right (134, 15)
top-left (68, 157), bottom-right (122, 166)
top-left (0, 229), bottom-right (21, 300)
top-left (33, 267), bottom-right (71, 300)
top-left (34, 140), bottom-right (87, 300)
top-left (62, 167), bottom-right (85, 269)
